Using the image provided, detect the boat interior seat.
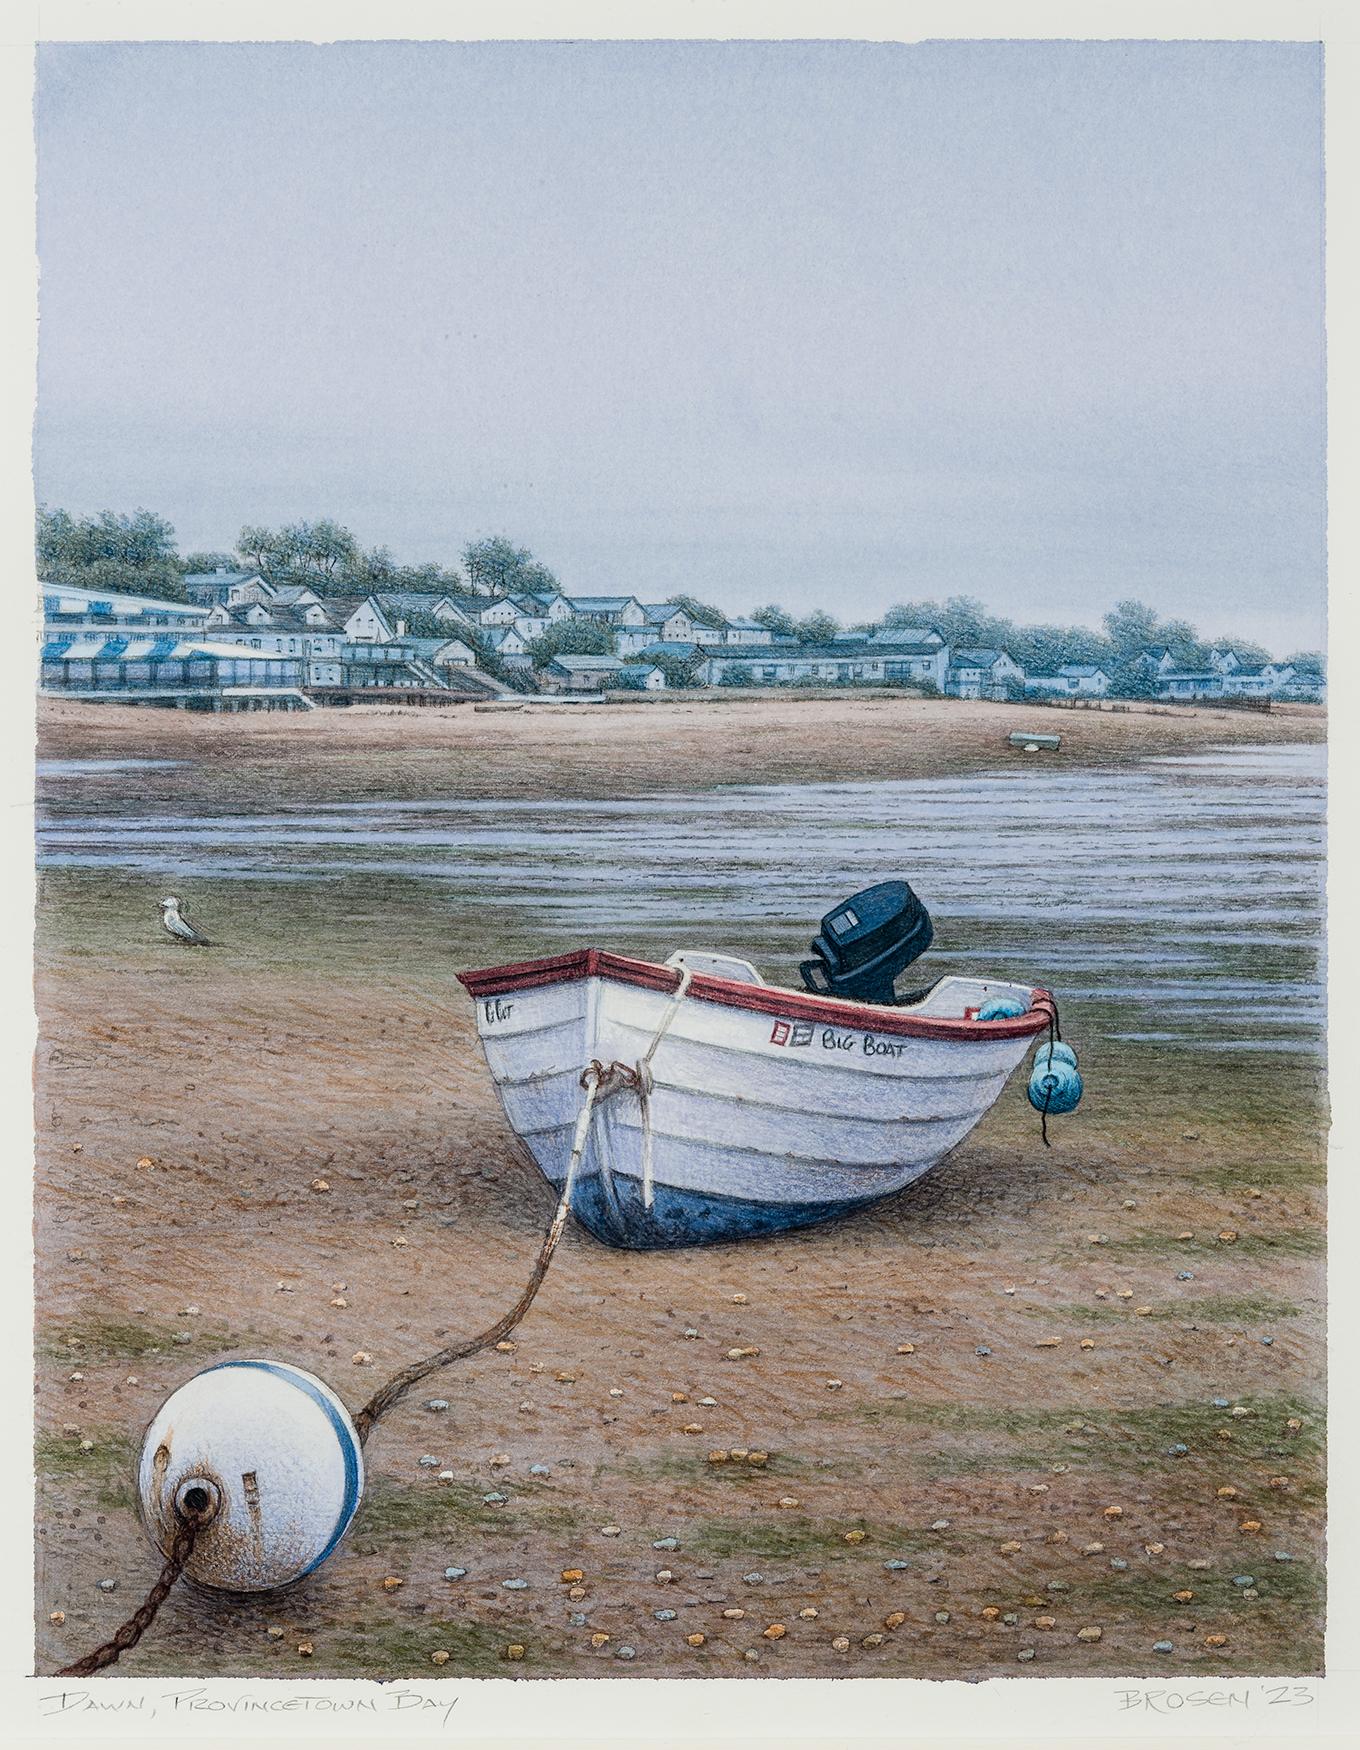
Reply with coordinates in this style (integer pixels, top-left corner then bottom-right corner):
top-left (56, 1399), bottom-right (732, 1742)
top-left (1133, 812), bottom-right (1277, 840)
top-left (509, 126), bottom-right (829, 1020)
top-left (665, 949), bottom-right (765, 985)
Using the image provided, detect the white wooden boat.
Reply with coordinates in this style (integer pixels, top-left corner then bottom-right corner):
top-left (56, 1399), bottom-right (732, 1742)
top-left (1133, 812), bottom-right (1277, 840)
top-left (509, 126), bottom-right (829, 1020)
top-left (459, 948), bottom-right (1055, 1249)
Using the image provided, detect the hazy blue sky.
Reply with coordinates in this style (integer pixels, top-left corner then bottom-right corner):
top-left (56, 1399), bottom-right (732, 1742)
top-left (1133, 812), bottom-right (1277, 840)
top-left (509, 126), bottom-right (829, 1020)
top-left (35, 40), bottom-right (1324, 649)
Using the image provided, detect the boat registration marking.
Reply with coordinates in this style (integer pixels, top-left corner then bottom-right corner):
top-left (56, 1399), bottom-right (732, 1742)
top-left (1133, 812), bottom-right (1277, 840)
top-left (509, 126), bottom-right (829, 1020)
top-left (771, 1019), bottom-right (911, 1060)
top-left (482, 998), bottom-right (516, 1025)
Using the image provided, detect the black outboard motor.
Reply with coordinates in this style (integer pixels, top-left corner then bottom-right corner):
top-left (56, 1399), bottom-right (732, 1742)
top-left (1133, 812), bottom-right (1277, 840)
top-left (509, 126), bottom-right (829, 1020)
top-left (800, 880), bottom-right (934, 1006)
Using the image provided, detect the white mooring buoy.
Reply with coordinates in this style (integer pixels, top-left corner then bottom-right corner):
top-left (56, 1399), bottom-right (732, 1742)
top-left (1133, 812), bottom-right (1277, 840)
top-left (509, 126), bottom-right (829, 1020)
top-left (137, 1359), bottom-right (364, 1592)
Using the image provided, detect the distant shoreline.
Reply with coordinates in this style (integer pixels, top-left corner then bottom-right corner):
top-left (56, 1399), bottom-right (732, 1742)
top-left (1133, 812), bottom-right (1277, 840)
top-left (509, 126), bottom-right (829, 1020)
top-left (36, 692), bottom-right (1326, 812)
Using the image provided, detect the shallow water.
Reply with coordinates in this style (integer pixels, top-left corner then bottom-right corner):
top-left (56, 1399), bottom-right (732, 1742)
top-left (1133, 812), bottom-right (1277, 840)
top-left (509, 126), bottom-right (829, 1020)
top-left (37, 743), bottom-right (1325, 1056)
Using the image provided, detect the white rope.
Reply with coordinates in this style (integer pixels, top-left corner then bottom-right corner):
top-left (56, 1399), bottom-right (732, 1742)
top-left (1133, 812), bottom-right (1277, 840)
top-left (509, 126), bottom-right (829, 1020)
top-left (637, 965), bottom-right (693, 1209)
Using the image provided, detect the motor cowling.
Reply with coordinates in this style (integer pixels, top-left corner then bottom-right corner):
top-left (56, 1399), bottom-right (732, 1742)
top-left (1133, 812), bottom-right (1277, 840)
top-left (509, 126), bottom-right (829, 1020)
top-left (800, 880), bottom-right (934, 1006)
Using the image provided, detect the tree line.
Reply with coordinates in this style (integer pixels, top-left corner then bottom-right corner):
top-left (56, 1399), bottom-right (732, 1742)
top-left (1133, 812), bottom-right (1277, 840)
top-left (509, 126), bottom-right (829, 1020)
top-left (37, 507), bottom-right (554, 607)
top-left (36, 506), bottom-right (1321, 680)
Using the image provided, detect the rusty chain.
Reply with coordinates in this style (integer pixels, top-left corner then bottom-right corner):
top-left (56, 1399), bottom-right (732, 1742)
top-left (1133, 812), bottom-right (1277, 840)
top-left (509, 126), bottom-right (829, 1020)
top-left (53, 1061), bottom-right (612, 1675)
top-left (54, 1511), bottom-right (204, 1677)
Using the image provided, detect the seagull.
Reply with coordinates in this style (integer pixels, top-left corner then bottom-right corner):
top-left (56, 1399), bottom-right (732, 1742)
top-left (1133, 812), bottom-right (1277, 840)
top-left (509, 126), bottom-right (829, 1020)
top-left (160, 895), bottom-right (212, 947)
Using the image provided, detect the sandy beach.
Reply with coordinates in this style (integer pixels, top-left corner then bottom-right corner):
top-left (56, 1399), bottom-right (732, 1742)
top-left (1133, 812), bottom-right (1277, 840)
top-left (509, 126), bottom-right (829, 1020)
top-left (34, 695), bottom-right (1326, 1680)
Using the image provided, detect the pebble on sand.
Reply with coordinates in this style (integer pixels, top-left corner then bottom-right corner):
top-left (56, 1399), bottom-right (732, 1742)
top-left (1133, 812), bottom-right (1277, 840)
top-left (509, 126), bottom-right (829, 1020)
top-left (504, 1644), bottom-right (526, 1661)
top-left (800, 1607), bottom-right (819, 1620)
top-left (975, 1346), bottom-right (992, 1357)
top-left (748, 1450), bottom-right (769, 1465)
top-left (896, 1343), bottom-right (916, 1354)
top-left (310, 1179), bottom-right (330, 1193)
top-left (297, 1641), bottom-right (314, 1657)
top-left (1173, 1590), bottom-right (1194, 1603)
top-left (431, 1650), bottom-right (450, 1666)
top-left (49, 1611), bottom-right (65, 1626)
top-left (561, 1569), bottom-right (584, 1583)
top-left (600, 1525), bottom-right (621, 1536)
top-left (778, 1497), bottom-right (801, 1509)
top-left (1154, 1640), bottom-right (1174, 1654)
top-left (722, 1608), bottom-right (746, 1620)
top-left (682, 1422), bottom-right (704, 1434)
top-left (655, 1609), bottom-right (677, 1622)
top-left (885, 1558), bottom-right (912, 1570)
top-left (1018, 1648), bottom-right (1036, 1662)
top-left (825, 1378), bottom-right (843, 1389)
top-left (331, 1297), bottom-right (348, 1309)
top-left (1204, 1633), bottom-right (1228, 1647)
top-left (496, 1340), bottom-right (517, 1354)
top-left (1076, 1626), bottom-right (1103, 1642)
top-left (708, 1450), bottom-right (730, 1464)
top-left (687, 1633), bottom-right (706, 1646)
top-left (844, 1530), bottom-right (867, 1544)
top-left (1217, 1486), bottom-right (1241, 1499)
top-left (503, 1578), bottom-right (528, 1590)
top-left (1103, 1506), bottom-right (1123, 1519)
top-left (266, 1626), bottom-right (285, 1639)
top-left (380, 1577), bottom-right (403, 1593)
top-left (444, 1567), bottom-right (467, 1580)
top-left (862, 1632), bottom-right (885, 1648)
top-left (351, 1351), bottom-right (372, 1366)
top-left (743, 1649), bottom-right (760, 1663)
top-left (832, 1636), bottom-right (850, 1652)
top-left (884, 1611), bottom-right (906, 1629)
top-left (933, 1611), bottom-right (950, 1625)
top-left (1035, 1617), bottom-right (1056, 1630)
top-left (763, 1623), bottom-right (787, 1640)
top-left (656, 1570), bottom-right (673, 1583)
top-left (653, 1537), bottom-right (679, 1551)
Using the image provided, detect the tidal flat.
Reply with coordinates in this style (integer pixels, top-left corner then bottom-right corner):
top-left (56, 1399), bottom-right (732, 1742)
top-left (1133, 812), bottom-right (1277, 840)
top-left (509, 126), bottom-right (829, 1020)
top-left (34, 694), bottom-right (1326, 1679)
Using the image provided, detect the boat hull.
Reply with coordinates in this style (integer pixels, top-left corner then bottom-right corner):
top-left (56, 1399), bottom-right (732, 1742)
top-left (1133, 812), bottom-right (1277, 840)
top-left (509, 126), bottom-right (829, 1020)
top-left (459, 950), bottom-right (1054, 1250)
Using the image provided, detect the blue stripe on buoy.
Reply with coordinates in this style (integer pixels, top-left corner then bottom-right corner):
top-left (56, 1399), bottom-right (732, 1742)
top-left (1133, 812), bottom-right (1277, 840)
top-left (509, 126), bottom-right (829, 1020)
top-left (202, 1359), bottom-right (362, 1576)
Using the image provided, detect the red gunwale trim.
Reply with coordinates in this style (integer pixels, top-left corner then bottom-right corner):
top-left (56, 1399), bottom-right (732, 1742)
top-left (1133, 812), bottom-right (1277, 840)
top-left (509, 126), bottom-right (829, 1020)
top-left (458, 948), bottom-right (1055, 1043)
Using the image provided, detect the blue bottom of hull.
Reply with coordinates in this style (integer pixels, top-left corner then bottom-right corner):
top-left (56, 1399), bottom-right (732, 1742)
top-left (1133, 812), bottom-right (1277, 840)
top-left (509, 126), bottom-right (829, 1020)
top-left (561, 1172), bottom-right (883, 1250)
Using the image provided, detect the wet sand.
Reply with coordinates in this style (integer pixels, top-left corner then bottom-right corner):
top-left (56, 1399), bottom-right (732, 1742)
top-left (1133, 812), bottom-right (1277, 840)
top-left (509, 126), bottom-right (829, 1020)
top-left (34, 696), bottom-right (1326, 1680)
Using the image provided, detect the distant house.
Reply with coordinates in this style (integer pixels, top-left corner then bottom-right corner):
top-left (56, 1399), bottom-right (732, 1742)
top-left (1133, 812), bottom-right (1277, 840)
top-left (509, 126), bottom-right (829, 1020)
top-left (542, 653), bottom-right (627, 692)
top-left (1210, 648), bottom-right (1245, 674)
top-left (205, 600), bottom-right (347, 666)
top-left (225, 576), bottom-right (325, 612)
top-left (1024, 664), bottom-right (1110, 698)
top-left (616, 603), bottom-right (698, 654)
top-left (183, 566), bottom-right (267, 607)
top-left (41, 582), bottom-right (208, 633)
top-left (700, 637), bottom-right (951, 690)
top-left (722, 616), bottom-right (773, 645)
top-left (1156, 671), bottom-right (1224, 701)
top-left (945, 648), bottom-right (1024, 701)
top-left (616, 663), bottom-right (667, 691)
top-left (343, 593), bottom-right (467, 643)
top-left (1136, 646), bottom-right (1178, 676)
top-left (39, 633), bottom-right (306, 702)
top-left (564, 595), bottom-right (647, 628)
top-left (480, 624), bottom-right (534, 668)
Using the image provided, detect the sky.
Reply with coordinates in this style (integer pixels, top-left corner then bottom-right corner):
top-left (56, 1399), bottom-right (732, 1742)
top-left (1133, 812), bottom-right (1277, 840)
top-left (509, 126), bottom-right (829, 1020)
top-left (33, 39), bottom-right (1325, 651)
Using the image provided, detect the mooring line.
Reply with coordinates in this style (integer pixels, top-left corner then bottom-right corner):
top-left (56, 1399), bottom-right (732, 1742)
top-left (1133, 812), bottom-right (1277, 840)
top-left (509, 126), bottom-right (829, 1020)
top-left (53, 1067), bottom-right (610, 1677)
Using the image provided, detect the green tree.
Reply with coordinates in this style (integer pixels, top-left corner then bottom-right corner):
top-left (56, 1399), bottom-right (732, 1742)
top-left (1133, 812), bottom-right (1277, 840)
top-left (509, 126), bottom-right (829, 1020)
top-left (235, 519), bottom-right (360, 589)
top-left (38, 505), bottom-right (186, 599)
top-left (751, 603), bottom-right (797, 637)
top-left (181, 550), bottom-right (240, 576)
top-left (718, 663), bottom-right (754, 687)
top-left (636, 647), bottom-right (701, 688)
top-left (527, 617), bottom-right (616, 669)
top-left (795, 610), bottom-right (841, 644)
top-left (1285, 651), bottom-right (1324, 676)
top-left (463, 536), bottom-right (558, 598)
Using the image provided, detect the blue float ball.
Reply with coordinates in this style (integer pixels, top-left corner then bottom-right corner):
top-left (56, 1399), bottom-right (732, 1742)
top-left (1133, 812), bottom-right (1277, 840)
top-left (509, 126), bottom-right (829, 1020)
top-left (1033, 1041), bottom-right (1078, 1071)
top-left (1028, 1061), bottom-right (1083, 1115)
top-left (978, 998), bottom-right (1025, 1021)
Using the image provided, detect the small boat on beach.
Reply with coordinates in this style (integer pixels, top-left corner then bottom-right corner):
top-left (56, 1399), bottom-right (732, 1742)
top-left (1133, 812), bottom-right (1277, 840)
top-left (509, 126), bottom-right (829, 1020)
top-left (459, 883), bottom-right (1058, 1249)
